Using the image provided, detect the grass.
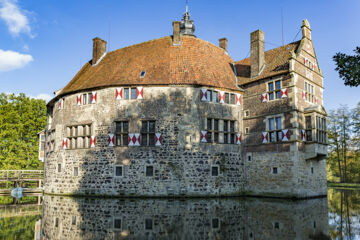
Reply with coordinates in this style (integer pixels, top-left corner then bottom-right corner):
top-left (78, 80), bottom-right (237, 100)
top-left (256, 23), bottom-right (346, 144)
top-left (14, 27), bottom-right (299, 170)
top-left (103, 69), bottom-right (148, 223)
top-left (328, 182), bottom-right (360, 189)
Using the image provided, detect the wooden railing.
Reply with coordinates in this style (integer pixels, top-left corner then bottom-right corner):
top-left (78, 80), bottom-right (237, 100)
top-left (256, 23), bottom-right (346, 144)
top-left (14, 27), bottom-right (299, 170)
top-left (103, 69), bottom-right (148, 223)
top-left (0, 170), bottom-right (44, 181)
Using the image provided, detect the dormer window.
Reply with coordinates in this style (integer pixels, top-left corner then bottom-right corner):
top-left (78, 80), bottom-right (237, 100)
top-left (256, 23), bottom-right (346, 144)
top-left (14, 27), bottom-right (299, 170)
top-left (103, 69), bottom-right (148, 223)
top-left (140, 71), bottom-right (146, 78)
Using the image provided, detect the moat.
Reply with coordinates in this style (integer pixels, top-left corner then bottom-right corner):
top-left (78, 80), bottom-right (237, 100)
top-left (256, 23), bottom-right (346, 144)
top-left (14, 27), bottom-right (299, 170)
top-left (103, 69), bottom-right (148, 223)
top-left (1, 188), bottom-right (359, 239)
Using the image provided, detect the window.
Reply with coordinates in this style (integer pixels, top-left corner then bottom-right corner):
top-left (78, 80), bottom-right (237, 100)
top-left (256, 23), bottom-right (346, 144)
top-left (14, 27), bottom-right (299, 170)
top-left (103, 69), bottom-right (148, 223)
top-left (304, 81), bottom-right (315, 103)
top-left (268, 80), bottom-right (281, 100)
top-left (212, 91), bottom-right (218, 103)
top-left (244, 110), bottom-right (250, 117)
top-left (145, 219), bottom-right (153, 230)
top-left (58, 164), bottom-right (61, 173)
top-left (141, 121), bottom-right (156, 146)
top-left (114, 218), bottom-right (122, 230)
top-left (55, 218), bottom-right (59, 227)
top-left (224, 120), bottom-right (236, 144)
top-left (82, 94), bottom-right (87, 105)
top-left (115, 121), bottom-right (129, 146)
top-left (72, 216), bottom-right (76, 225)
top-left (245, 127), bottom-right (249, 134)
top-left (46, 129), bottom-right (55, 153)
top-left (305, 114), bottom-right (327, 143)
top-left (211, 166), bottom-right (219, 176)
top-left (206, 118), bottom-right (236, 144)
top-left (225, 93), bottom-right (230, 104)
top-left (311, 167), bottom-right (314, 174)
top-left (146, 166), bottom-right (154, 177)
top-left (273, 167), bottom-right (278, 174)
top-left (212, 218), bottom-right (219, 229)
top-left (66, 124), bottom-right (92, 149)
top-left (274, 222), bottom-right (279, 229)
top-left (73, 167), bottom-right (78, 176)
top-left (124, 88), bottom-right (130, 99)
top-left (115, 166), bottom-right (123, 177)
top-left (268, 116), bottom-right (282, 142)
top-left (248, 156), bottom-right (251, 161)
top-left (230, 94), bottom-right (235, 104)
top-left (131, 88), bottom-right (137, 99)
top-left (140, 71), bottom-right (146, 78)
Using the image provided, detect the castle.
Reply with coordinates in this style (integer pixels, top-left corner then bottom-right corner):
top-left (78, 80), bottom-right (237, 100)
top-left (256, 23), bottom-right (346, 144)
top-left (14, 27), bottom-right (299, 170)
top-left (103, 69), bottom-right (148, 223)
top-left (43, 9), bottom-right (327, 198)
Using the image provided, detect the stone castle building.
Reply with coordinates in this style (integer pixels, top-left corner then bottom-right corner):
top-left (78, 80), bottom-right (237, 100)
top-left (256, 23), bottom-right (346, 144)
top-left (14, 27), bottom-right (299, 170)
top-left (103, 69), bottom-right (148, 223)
top-left (44, 9), bottom-right (327, 198)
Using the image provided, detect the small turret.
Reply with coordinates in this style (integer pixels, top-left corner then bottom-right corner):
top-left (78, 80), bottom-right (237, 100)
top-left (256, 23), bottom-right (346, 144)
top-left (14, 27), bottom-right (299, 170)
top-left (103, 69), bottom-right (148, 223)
top-left (180, 4), bottom-right (195, 36)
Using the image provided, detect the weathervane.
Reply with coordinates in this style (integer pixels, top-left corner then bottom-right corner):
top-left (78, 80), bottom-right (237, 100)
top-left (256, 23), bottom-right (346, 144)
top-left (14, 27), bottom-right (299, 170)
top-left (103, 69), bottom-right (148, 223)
top-left (180, 0), bottom-right (195, 36)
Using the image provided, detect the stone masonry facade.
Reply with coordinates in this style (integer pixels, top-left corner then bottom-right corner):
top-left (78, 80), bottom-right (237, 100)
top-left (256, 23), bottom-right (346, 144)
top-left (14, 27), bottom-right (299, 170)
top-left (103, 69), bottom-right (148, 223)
top-left (44, 14), bottom-right (327, 198)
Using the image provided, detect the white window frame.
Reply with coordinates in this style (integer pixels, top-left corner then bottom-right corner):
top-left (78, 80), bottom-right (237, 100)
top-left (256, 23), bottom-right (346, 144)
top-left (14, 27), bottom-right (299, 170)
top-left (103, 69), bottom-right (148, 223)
top-left (266, 78), bottom-right (282, 101)
top-left (264, 114), bottom-right (285, 143)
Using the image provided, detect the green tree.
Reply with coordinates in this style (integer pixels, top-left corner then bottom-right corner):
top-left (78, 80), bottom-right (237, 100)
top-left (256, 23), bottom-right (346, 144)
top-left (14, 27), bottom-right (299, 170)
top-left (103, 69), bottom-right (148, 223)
top-left (333, 47), bottom-right (360, 87)
top-left (0, 93), bottom-right (46, 170)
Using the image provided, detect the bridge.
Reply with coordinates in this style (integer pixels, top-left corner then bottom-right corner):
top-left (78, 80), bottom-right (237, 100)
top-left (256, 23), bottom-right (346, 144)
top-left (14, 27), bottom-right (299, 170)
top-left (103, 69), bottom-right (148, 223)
top-left (0, 170), bottom-right (44, 193)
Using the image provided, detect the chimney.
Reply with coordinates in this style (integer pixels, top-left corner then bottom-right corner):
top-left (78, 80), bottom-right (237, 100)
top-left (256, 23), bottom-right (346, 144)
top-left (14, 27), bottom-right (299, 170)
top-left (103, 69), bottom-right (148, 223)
top-left (219, 38), bottom-right (228, 51)
top-left (172, 21), bottom-right (181, 45)
top-left (250, 30), bottom-right (265, 78)
top-left (301, 19), bottom-right (311, 40)
top-left (92, 37), bottom-right (107, 65)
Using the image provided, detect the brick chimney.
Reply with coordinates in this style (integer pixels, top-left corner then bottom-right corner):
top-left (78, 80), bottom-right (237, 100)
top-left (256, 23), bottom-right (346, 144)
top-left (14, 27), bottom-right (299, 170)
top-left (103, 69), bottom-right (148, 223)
top-left (173, 21), bottom-right (181, 45)
top-left (92, 37), bottom-right (107, 65)
top-left (301, 19), bottom-right (311, 40)
top-left (219, 38), bottom-right (228, 51)
top-left (250, 30), bottom-right (265, 78)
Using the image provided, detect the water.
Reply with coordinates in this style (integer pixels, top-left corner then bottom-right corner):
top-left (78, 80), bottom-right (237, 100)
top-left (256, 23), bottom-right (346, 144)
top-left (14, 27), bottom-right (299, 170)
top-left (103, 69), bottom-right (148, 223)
top-left (0, 189), bottom-right (359, 240)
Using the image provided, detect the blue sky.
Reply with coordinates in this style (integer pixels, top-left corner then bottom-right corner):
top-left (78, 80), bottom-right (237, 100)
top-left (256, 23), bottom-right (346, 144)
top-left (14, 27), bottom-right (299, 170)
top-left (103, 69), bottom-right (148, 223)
top-left (0, 0), bottom-right (359, 110)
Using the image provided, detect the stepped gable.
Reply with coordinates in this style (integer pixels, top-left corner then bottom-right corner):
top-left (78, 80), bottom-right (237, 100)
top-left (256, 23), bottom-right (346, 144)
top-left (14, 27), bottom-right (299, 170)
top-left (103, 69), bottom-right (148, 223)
top-left (235, 41), bottom-right (300, 85)
top-left (59, 35), bottom-right (239, 97)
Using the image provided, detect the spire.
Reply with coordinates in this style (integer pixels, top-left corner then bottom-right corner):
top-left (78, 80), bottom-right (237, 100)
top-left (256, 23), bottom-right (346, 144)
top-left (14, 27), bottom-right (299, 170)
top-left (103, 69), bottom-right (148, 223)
top-left (180, 0), bottom-right (195, 36)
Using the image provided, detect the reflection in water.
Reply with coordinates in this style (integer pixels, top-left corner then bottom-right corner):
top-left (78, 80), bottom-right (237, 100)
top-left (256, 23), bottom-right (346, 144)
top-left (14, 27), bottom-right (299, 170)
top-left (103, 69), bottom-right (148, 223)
top-left (328, 188), bottom-right (360, 239)
top-left (41, 196), bottom-right (329, 240)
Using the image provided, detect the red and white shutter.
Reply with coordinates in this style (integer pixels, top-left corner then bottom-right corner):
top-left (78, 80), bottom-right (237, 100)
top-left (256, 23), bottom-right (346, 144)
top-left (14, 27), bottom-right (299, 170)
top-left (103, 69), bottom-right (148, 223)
top-left (261, 93), bottom-right (268, 103)
top-left (155, 133), bottom-right (162, 146)
top-left (219, 91), bottom-right (225, 104)
top-left (314, 97), bottom-right (319, 104)
top-left (236, 133), bottom-right (241, 145)
top-left (128, 133), bottom-right (141, 146)
top-left (200, 88), bottom-right (208, 102)
top-left (262, 132), bottom-right (268, 143)
top-left (62, 138), bottom-right (68, 149)
top-left (235, 94), bottom-right (241, 105)
top-left (77, 94), bottom-right (82, 105)
top-left (301, 130), bottom-right (306, 141)
top-left (115, 88), bottom-right (123, 100)
top-left (108, 134), bottom-right (115, 147)
top-left (302, 91), bottom-right (307, 100)
top-left (281, 88), bottom-right (288, 98)
top-left (90, 136), bottom-right (96, 147)
top-left (200, 131), bottom-right (207, 143)
top-left (282, 129), bottom-right (290, 141)
top-left (91, 92), bottom-right (97, 104)
top-left (136, 87), bottom-right (144, 99)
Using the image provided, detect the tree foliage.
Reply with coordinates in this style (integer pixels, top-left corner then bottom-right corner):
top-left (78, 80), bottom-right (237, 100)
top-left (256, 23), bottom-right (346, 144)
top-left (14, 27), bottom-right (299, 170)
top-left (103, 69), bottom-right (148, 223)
top-left (0, 93), bottom-right (47, 170)
top-left (327, 103), bottom-right (360, 183)
top-left (333, 47), bottom-right (360, 87)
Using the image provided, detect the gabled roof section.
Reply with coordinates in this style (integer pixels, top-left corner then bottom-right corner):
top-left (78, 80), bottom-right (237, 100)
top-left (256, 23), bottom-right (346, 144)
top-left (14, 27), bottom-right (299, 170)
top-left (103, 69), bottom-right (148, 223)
top-left (235, 41), bottom-right (300, 85)
top-left (58, 35), bottom-right (240, 99)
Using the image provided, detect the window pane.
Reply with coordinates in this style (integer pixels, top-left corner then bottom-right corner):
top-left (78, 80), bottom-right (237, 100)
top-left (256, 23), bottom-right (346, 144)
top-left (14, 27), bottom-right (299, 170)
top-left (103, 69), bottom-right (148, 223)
top-left (305, 82), bottom-right (307, 91)
top-left (131, 88), bottom-right (137, 99)
top-left (83, 94), bottom-right (87, 105)
top-left (224, 133), bottom-right (228, 144)
top-left (116, 122), bottom-right (122, 133)
top-left (207, 90), bottom-right (212, 102)
top-left (214, 133), bottom-right (219, 143)
top-left (123, 134), bottom-right (128, 146)
top-left (146, 166), bottom-right (153, 177)
top-left (230, 121), bottom-right (235, 132)
top-left (306, 116), bottom-right (312, 129)
top-left (141, 121), bottom-right (148, 132)
top-left (207, 132), bottom-right (212, 142)
top-left (277, 131), bottom-right (282, 141)
top-left (145, 219), bottom-right (153, 230)
top-left (306, 130), bottom-right (312, 141)
top-left (225, 93), bottom-right (229, 104)
top-left (149, 133), bottom-right (155, 146)
top-left (311, 85), bottom-right (314, 94)
top-left (211, 166), bottom-right (218, 176)
top-left (114, 219), bottom-right (121, 229)
top-left (269, 118), bottom-right (275, 131)
top-left (270, 132), bottom-right (276, 142)
top-left (224, 121), bottom-right (228, 132)
top-left (124, 88), bottom-right (129, 99)
top-left (276, 91), bottom-right (281, 99)
top-left (276, 117), bottom-right (282, 130)
top-left (207, 119), bottom-right (212, 130)
top-left (115, 166), bottom-right (122, 176)
top-left (141, 134), bottom-right (147, 146)
top-left (123, 122), bottom-right (128, 132)
top-left (212, 91), bottom-right (218, 103)
top-left (269, 92), bottom-right (274, 100)
top-left (88, 93), bottom-right (92, 104)
top-left (269, 82), bottom-right (274, 91)
top-left (275, 81), bottom-right (281, 90)
top-left (230, 94), bottom-right (235, 104)
top-left (116, 135), bottom-right (121, 146)
top-left (214, 119), bottom-right (218, 131)
top-left (149, 121), bottom-right (155, 132)
top-left (230, 134), bottom-right (235, 144)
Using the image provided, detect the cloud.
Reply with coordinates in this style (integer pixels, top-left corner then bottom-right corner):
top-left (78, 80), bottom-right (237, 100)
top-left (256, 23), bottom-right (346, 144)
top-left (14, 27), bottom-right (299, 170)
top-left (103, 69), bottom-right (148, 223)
top-left (33, 93), bottom-right (52, 103)
top-left (0, 0), bottom-right (32, 37)
top-left (0, 49), bottom-right (33, 71)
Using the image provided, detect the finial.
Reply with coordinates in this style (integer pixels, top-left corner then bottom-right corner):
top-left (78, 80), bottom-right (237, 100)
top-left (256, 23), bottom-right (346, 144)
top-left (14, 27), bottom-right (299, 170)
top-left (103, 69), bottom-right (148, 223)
top-left (186, 0), bottom-right (188, 13)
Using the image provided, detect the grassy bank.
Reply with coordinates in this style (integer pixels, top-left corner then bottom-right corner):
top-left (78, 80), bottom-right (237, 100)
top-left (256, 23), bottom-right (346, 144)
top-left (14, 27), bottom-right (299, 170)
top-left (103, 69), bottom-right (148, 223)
top-left (328, 182), bottom-right (360, 189)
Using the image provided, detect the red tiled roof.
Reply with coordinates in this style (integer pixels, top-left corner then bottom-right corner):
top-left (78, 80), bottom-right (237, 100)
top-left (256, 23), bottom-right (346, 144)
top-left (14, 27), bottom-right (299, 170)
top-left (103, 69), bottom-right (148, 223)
top-left (235, 41), bottom-right (300, 85)
top-left (58, 36), bottom-right (240, 98)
